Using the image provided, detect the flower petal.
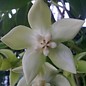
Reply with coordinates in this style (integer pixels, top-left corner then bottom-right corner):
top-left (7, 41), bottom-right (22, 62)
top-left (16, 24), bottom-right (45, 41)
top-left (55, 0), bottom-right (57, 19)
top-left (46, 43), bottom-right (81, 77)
top-left (12, 66), bottom-right (23, 74)
top-left (51, 74), bottom-right (70, 86)
top-left (1, 25), bottom-right (32, 50)
top-left (51, 18), bottom-right (84, 42)
top-left (42, 62), bottom-right (58, 82)
top-left (22, 49), bottom-right (45, 85)
top-left (28, 0), bottom-right (51, 30)
top-left (17, 77), bottom-right (28, 86)
top-left (49, 43), bottom-right (76, 73)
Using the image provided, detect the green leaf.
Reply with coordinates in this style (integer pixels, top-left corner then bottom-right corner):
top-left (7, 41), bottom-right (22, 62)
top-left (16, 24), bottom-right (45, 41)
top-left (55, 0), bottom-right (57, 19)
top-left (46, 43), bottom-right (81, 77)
top-left (0, 49), bottom-right (22, 68)
top-left (0, 59), bottom-right (11, 70)
top-left (0, 49), bottom-right (17, 62)
top-left (2, 13), bottom-right (16, 35)
top-left (0, 0), bottom-right (31, 11)
top-left (77, 60), bottom-right (86, 73)
top-left (16, 2), bottom-right (32, 27)
top-left (10, 70), bottom-right (21, 86)
top-left (75, 52), bottom-right (86, 60)
top-left (0, 42), bottom-right (7, 49)
top-left (0, 57), bottom-right (3, 68)
top-left (67, 0), bottom-right (86, 18)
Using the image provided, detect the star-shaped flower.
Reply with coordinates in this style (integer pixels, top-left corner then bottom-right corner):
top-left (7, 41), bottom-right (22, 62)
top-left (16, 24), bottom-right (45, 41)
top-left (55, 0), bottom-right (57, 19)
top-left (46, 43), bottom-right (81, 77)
top-left (1, 0), bottom-right (84, 85)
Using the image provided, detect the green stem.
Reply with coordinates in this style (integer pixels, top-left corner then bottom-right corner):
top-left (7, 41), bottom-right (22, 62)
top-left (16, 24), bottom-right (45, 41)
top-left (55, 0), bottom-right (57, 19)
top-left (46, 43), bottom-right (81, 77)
top-left (81, 75), bottom-right (86, 86)
top-left (63, 72), bottom-right (77, 86)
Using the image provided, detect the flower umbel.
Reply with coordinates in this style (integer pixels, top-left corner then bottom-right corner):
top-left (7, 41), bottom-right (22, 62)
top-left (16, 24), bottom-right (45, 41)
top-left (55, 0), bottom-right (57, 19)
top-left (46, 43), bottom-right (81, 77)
top-left (1, 0), bottom-right (84, 85)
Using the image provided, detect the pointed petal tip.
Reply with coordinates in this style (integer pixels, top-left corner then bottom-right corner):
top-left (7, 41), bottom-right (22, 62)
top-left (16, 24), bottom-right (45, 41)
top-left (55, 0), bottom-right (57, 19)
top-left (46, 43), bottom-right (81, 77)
top-left (52, 18), bottom-right (84, 42)
top-left (1, 25), bottom-right (32, 50)
top-left (28, 0), bottom-right (51, 29)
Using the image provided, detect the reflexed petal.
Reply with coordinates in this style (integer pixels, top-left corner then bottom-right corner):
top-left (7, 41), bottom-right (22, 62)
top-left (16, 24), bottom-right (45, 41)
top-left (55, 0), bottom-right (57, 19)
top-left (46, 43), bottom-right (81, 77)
top-left (28, 0), bottom-right (51, 30)
top-left (22, 49), bottom-right (45, 85)
top-left (1, 25), bottom-right (32, 50)
top-left (51, 18), bottom-right (84, 42)
top-left (42, 62), bottom-right (58, 82)
top-left (17, 77), bottom-right (28, 86)
top-left (12, 66), bottom-right (23, 74)
top-left (51, 74), bottom-right (70, 86)
top-left (49, 43), bottom-right (76, 73)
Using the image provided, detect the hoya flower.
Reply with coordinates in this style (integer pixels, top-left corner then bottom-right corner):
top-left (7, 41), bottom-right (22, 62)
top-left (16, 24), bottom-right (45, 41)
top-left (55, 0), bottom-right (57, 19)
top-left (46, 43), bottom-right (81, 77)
top-left (1, 0), bottom-right (84, 85)
top-left (14, 62), bottom-right (71, 86)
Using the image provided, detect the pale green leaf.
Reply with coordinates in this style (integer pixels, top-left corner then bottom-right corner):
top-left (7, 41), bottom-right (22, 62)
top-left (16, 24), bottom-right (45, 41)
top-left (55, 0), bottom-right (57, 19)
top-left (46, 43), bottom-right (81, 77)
top-left (77, 60), bottom-right (86, 73)
top-left (10, 70), bottom-right (21, 86)
top-left (0, 59), bottom-right (11, 70)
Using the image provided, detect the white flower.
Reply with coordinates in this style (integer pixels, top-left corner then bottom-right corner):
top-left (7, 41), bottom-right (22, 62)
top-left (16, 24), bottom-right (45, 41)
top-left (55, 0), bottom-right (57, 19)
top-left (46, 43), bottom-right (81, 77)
top-left (16, 62), bottom-right (71, 86)
top-left (1, 0), bottom-right (84, 85)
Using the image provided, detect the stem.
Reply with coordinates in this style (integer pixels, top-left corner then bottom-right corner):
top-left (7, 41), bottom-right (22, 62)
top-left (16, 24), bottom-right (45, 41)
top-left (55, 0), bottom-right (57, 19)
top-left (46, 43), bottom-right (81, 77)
top-left (70, 74), bottom-right (77, 86)
top-left (81, 74), bottom-right (86, 86)
top-left (74, 74), bottom-right (81, 86)
top-left (63, 71), bottom-right (77, 86)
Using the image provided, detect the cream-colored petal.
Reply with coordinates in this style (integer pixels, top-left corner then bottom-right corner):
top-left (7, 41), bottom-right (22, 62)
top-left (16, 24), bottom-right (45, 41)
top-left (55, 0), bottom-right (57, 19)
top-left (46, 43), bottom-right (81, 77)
top-left (28, 0), bottom-right (51, 30)
top-left (51, 74), bottom-right (70, 86)
top-left (42, 62), bottom-right (58, 82)
top-left (43, 47), bottom-right (49, 56)
top-left (17, 77), bottom-right (28, 86)
top-left (49, 43), bottom-right (76, 73)
top-left (49, 42), bottom-right (57, 48)
top-left (51, 18), bottom-right (84, 42)
top-left (1, 25), bottom-right (32, 50)
top-left (22, 49), bottom-right (45, 85)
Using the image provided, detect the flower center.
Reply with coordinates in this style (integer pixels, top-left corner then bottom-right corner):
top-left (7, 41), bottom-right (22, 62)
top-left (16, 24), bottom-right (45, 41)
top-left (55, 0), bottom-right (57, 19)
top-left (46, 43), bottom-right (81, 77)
top-left (36, 33), bottom-right (57, 56)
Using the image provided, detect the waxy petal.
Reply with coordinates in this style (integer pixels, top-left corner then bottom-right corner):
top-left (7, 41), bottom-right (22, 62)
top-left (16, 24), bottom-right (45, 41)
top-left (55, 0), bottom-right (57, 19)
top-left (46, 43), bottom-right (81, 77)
top-left (49, 43), bottom-right (76, 73)
top-left (1, 25), bottom-right (32, 50)
top-left (22, 49), bottom-right (45, 85)
top-left (51, 74), bottom-right (70, 86)
top-left (28, 0), bottom-right (51, 30)
top-left (42, 62), bottom-right (58, 82)
top-left (51, 18), bottom-right (84, 42)
top-left (17, 77), bottom-right (28, 86)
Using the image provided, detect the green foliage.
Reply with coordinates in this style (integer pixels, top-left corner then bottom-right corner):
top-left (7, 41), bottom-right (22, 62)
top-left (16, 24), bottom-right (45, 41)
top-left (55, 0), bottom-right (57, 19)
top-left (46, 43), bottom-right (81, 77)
top-left (77, 60), bottom-right (86, 73)
top-left (0, 49), bottom-right (22, 70)
top-left (10, 71), bottom-right (21, 86)
top-left (67, 0), bottom-right (86, 18)
top-left (0, 0), bottom-right (31, 11)
top-left (0, 0), bottom-right (86, 86)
